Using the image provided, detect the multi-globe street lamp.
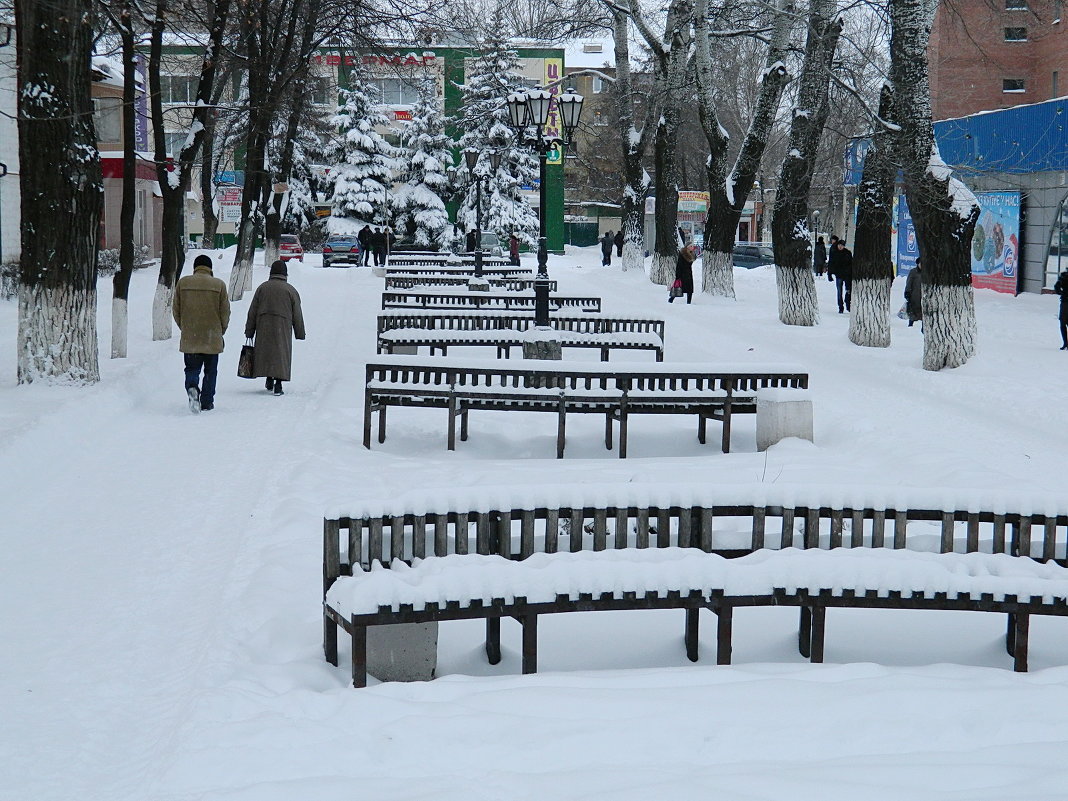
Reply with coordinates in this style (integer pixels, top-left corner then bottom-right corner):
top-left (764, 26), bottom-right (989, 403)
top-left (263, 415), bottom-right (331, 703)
top-left (504, 85), bottom-right (583, 327)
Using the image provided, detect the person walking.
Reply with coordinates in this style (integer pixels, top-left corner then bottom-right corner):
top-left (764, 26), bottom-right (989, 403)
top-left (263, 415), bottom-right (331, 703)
top-left (826, 235), bottom-right (840, 282)
top-left (244, 260), bottom-right (306, 396)
top-left (614, 229), bottom-right (624, 257)
top-left (668, 243), bottom-right (697, 304)
top-left (172, 253), bottom-right (230, 413)
top-left (357, 225), bottom-right (372, 266)
top-left (508, 233), bottom-right (520, 266)
top-left (813, 236), bottom-right (827, 276)
top-left (830, 239), bottom-right (853, 313)
top-left (600, 231), bottom-right (614, 266)
top-left (382, 227), bottom-right (393, 267)
top-left (904, 257), bottom-right (924, 328)
top-left (1054, 269), bottom-right (1068, 349)
top-left (370, 227), bottom-right (387, 267)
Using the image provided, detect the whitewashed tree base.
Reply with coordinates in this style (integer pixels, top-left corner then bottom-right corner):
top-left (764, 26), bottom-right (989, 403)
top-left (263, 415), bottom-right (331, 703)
top-left (849, 278), bottom-right (891, 348)
top-left (649, 254), bottom-right (675, 286)
top-left (923, 284), bottom-right (977, 370)
top-left (621, 241), bottom-right (643, 273)
top-left (17, 284), bottom-right (100, 384)
top-left (776, 266), bottom-right (819, 326)
top-left (151, 283), bottom-right (174, 341)
top-left (756, 388), bottom-right (814, 451)
top-left (367, 622), bottom-right (438, 683)
top-left (701, 250), bottom-right (736, 298)
top-left (111, 297), bottom-right (128, 358)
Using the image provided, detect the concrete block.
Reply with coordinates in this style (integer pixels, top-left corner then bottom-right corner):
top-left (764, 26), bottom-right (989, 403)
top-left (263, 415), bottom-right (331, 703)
top-left (522, 339), bottom-right (562, 360)
top-left (468, 278), bottom-right (490, 292)
top-left (756, 388), bottom-right (813, 451)
top-left (390, 344), bottom-right (418, 355)
top-left (367, 621), bottom-right (438, 683)
top-left (372, 266), bottom-right (387, 278)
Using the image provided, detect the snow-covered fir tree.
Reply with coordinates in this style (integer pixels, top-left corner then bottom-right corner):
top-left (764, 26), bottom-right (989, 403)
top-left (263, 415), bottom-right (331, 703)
top-left (269, 107), bottom-right (333, 233)
top-left (331, 80), bottom-right (397, 223)
top-left (392, 77), bottom-right (454, 248)
top-left (455, 34), bottom-right (539, 245)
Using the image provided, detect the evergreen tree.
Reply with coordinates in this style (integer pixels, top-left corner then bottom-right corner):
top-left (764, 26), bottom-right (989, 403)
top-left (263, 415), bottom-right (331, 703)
top-left (331, 80), bottom-right (397, 222)
top-left (455, 34), bottom-right (539, 245)
top-left (392, 78), bottom-right (454, 248)
top-left (269, 105), bottom-right (332, 232)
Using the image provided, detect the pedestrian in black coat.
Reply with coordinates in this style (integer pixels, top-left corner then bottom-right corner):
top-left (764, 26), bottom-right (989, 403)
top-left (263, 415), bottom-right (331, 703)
top-left (904, 258), bottom-right (923, 327)
top-left (1054, 270), bottom-right (1068, 350)
top-left (614, 230), bottom-right (624, 257)
top-left (370, 227), bottom-right (387, 267)
top-left (830, 240), bottom-right (853, 313)
top-left (358, 225), bottom-right (372, 266)
top-left (826, 235), bottom-right (840, 281)
top-left (813, 236), bottom-right (827, 276)
top-left (668, 244), bottom-right (697, 304)
top-left (600, 231), bottom-right (614, 266)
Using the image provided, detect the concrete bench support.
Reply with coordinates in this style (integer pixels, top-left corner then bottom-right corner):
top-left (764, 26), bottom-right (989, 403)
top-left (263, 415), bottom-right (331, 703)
top-left (366, 621), bottom-right (438, 682)
top-left (756, 388), bottom-right (813, 451)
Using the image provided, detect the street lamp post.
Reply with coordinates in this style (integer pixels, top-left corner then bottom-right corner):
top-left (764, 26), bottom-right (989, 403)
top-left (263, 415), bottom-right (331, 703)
top-left (455, 149), bottom-right (504, 278)
top-left (505, 86), bottom-right (583, 328)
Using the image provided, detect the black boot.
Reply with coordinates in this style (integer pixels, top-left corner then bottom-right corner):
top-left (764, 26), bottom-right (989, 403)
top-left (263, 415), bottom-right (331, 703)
top-left (273, 379), bottom-right (284, 396)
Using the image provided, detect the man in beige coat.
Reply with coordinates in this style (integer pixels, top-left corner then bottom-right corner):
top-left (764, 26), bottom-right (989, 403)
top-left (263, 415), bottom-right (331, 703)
top-left (172, 253), bottom-right (230, 412)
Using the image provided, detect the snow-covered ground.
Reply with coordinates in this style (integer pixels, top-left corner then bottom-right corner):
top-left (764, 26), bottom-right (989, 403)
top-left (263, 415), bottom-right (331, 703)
top-left (2, 247), bottom-right (1068, 800)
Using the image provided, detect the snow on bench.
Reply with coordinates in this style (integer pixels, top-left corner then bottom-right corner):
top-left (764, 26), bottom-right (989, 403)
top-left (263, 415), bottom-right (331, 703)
top-left (323, 547), bottom-right (1068, 685)
top-left (380, 290), bottom-right (601, 313)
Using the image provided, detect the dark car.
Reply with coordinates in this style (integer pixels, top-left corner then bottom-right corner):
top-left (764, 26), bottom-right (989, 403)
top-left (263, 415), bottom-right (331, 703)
top-left (279, 234), bottom-right (304, 262)
top-left (732, 242), bottom-right (775, 269)
top-left (321, 236), bottom-right (362, 268)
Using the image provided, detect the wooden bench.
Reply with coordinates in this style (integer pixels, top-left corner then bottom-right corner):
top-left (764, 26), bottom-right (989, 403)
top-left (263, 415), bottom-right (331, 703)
top-left (381, 290), bottom-right (601, 313)
top-left (384, 275), bottom-right (558, 292)
top-left (323, 547), bottom-right (1068, 686)
top-left (363, 357), bottom-right (807, 457)
top-left (384, 266), bottom-right (531, 278)
top-left (387, 255), bottom-right (511, 267)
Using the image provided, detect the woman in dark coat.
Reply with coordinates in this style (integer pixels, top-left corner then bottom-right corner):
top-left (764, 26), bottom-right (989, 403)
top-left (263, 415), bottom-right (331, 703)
top-left (669, 243), bottom-right (697, 304)
top-left (245, 260), bottom-right (306, 395)
top-left (1055, 270), bottom-right (1068, 350)
top-left (813, 236), bottom-right (827, 276)
top-left (904, 258), bottom-right (923, 327)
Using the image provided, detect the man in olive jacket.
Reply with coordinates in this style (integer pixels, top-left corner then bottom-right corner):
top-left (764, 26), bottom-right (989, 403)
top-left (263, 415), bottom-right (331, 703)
top-left (172, 253), bottom-right (230, 412)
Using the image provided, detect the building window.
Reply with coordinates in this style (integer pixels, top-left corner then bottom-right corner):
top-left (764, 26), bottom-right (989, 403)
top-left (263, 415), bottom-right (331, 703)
top-left (160, 75), bottom-right (197, 104)
top-left (367, 77), bottom-right (421, 106)
top-left (93, 97), bottom-right (122, 143)
top-left (1004, 26), bottom-right (1027, 41)
top-left (592, 110), bottom-right (608, 127)
top-left (592, 76), bottom-right (605, 94)
top-left (1005, 0), bottom-right (1027, 8)
top-left (164, 131), bottom-right (187, 157)
top-left (309, 76), bottom-right (332, 106)
top-left (1003, 78), bottom-right (1026, 92)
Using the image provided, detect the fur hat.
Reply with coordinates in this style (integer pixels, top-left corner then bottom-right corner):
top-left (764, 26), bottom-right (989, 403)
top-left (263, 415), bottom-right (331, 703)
top-left (270, 259), bottom-right (287, 276)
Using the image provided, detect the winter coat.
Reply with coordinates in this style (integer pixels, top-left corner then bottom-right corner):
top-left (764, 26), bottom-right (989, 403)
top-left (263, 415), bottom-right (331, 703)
top-left (370, 230), bottom-right (387, 252)
top-left (172, 265), bottom-right (230, 355)
top-left (509, 236), bottom-right (520, 258)
top-left (614, 230), bottom-right (624, 255)
top-left (813, 241), bottom-right (827, 272)
top-left (675, 247), bottom-right (696, 294)
top-left (357, 226), bottom-right (371, 248)
top-left (244, 275), bottom-right (306, 381)
top-left (831, 246), bottom-right (853, 281)
top-left (1055, 271), bottom-right (1068, 322)
top-left (904, 266), bottom-right (923, 321)
top-left (601, 233), bottom-right (614, 255)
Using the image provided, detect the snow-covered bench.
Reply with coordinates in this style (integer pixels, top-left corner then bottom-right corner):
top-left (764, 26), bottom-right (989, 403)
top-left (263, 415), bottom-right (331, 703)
top-left (387, 255), bottom-right (512, 267)
top-left (381, 290), bottom-right (601, 313)
top-left (384, 275), bottom-right (557, 292)
top-left (377, 310), bottom-right (665, 342)
top-left (378, 326), bottom-right (663, 361)
top-left (362, 356), bottom-right (806, 456)
top-left (323, 547), bottom-right (1068, 686)
top-left (383, 265), bottom-right (530, 278)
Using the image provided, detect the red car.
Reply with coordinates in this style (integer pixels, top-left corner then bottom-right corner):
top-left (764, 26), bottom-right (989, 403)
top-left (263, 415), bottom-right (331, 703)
top-left (279, 234), bottom-right (304, 262)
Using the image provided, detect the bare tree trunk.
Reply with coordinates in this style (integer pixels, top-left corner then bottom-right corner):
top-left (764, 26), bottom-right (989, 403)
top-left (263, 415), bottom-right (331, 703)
top-left (771, 0), bottom-right (842, 326)
top-left (200, 130), bottom-right (220, 248)
top-left (112, 7), bottom-right (137, 359)
top-left (890, 0), bottom-right (979, 370)
top-left (696, 0), bottom-right (794, 299)
top-left (849, 84), bottom-right (898, 348)
top-left (15, 0), bottom-right (102, 383)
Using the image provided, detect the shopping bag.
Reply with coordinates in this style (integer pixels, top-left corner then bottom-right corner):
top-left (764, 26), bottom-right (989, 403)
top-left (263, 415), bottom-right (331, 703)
top-left (669, 279), bottom-right (684, 298)
top-left (237, 339), bottom-right (255, 378)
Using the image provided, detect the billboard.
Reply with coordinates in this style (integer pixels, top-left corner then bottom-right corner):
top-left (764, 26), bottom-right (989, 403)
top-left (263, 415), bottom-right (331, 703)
top-left (896, 190), bottom-right (1021, 293)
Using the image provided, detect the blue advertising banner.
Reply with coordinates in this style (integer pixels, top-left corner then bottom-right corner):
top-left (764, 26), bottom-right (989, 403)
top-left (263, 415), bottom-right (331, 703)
top-left (896, 190), bottom-right (1022, 293)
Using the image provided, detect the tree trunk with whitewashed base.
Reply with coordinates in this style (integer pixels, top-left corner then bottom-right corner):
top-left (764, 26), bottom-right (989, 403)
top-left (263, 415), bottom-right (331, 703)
top-left (849, 84), bottom-right (898, 348)
top-left (702, 250), bottom-right (735, 298)
top-left (15, 0), bottom-right (102, 383)
top-left (890, 0), bottom-right (979, 370)
top-left (770, 0), bottom-right (841, 326)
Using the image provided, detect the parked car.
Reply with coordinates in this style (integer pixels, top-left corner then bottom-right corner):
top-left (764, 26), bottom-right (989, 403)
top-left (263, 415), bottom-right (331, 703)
top-left (732, 242), bottom-right (775, 269)
top-left (478, 232), bottom-right (505, 257)
top-left (279, 234), bottom-right (304, 262)
top-left (321, 236), bottom-right (362, 268)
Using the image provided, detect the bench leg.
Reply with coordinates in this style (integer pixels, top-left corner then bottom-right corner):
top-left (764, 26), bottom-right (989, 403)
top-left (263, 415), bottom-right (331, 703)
top-left (698, 413), bottom-right (706, 445)
top-left (461, 409), bottom-right (469, 442)
top-left (618, 409), bottom-right (628, 459)
top-left (721, 408), bottom-right (732, 453)
top-left (600, 346), bottom-right (609, 362)
top-left (363, 395), bottom-right (374, 449)
top-left (715, 604), bottom-right (733, 665)
top-left (351, 619), bottom-right (368, 688)
top-left (604, 412), bottom-right (613, 450)
top-left (521, 614), bottom-right (538, 674)
top-left (324, 613), bottom-right (338, 666)
top-left (810, 605), bottom-right (826, 663)
top-left (656, 348), bottom-right (664, 362)
top-left (377, 405), bottom-right (387, 444)
top-left (486, 617), bottom-right (502, 665)
top-left (1006, 612), bottom-right (1016, 656)
top-left (799, 606), bottom-right (812, 658)
top-left (447, 396), bottom-right (457, 451)
top-left (1012, 611), bottom-right (1029, 672)
top-left (685, 607), bottom-right (700, 662)
top-left (556, 403), bottom-right (566, 459)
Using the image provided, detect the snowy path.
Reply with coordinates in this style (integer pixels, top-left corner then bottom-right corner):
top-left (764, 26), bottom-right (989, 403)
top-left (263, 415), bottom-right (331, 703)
top-left (2, 249), bottom-right (1068, 800)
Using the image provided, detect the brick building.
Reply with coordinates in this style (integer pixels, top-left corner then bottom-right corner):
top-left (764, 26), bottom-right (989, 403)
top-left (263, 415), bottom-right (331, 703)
top-left (930, 0), bottom-right (1068, 119)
